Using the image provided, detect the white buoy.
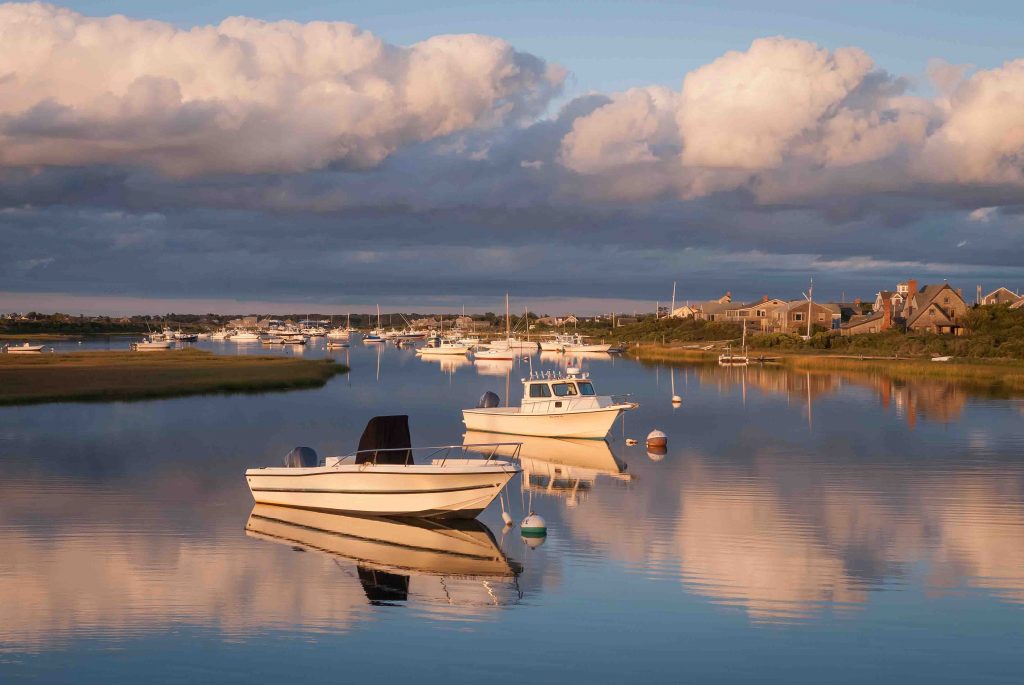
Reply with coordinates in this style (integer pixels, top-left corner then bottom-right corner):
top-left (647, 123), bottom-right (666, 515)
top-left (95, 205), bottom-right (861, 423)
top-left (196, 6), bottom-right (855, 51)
top-left (671, 395), bottom-right (682, 405)
top-left (501, 510), bottom-right (514, 527)
top-left (522, 535), bottom-right (546, 549)
top-left (625, 438), bottom-right (638, 446)
top-left (520, 512), bottom-right (547, 538)
top-left (646, 429), bottom-right (667, 449)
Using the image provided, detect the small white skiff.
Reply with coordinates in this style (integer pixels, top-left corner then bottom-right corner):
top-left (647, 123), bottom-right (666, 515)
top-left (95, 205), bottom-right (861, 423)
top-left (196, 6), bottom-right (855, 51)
top-left (245, 416), bottom-right (520, 520)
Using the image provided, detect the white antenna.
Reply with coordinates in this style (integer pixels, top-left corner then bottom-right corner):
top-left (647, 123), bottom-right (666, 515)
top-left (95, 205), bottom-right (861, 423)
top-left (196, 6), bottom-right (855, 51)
top-left (670, 281), bottom-right (677, 318)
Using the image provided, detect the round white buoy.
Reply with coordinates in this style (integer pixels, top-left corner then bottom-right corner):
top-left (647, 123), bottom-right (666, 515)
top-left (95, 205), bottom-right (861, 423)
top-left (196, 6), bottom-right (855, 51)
top-left (646, 429), bottom-right (668, 449)
top-left (520, 512), bottom-right (547, 538)
top-left (625, 438), bottom-right (638, 446)
top-left (671, 395), bottom-right (682, 405)
top-left (501, 510), bottom-right (514, 527)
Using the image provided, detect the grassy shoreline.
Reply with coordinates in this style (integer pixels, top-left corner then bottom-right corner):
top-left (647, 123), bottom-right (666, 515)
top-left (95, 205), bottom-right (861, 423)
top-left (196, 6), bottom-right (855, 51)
top-left (0, 349), bottom-right (347, 406)
top-left (627, 344), bottom-right (1024, 392)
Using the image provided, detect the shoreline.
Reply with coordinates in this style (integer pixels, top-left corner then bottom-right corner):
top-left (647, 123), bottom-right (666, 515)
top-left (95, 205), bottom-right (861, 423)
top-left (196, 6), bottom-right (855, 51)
top-left (626, 344), bottom-right (1024, 393)
top-left (0, 349), bottom-right (348, 406)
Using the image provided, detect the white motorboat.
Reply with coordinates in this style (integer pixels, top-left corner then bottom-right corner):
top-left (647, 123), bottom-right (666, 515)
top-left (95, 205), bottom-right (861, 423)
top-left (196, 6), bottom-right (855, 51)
top-left (281, 334), bottom-right (307, 345)
top-left (562, 333), bottom-right (612, 353)
top-left (417, 340), bottom-right (471, 356)
top-left (327, 339), bottom-right (350, 348)
top-left (462, 368), bottom-right (637, 439)
top-left (261, 335), bottom-right (284, 344)
top-left (539, 334), bottom-right (573, 352)
top-left (245, 416), bottom-right (520, 519)
top-left (209, 329), bottom-right (231, 340)
top-left (4, 342), bottom-right (47, 353)
top-left (130, 338), bottom-right (173, 351)
top-left (326, 328), bottom-right (350, 340)
top-left (231, 331), bottom-right (261, 342)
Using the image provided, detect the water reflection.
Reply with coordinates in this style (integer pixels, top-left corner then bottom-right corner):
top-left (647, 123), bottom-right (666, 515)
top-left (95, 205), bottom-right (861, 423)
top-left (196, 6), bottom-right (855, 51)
top-left (3, 344), bottom-right (1024, 681)
top-left (464, 431), bottom-right (632, 507)
top-left (246, 505), bottom-right (522, 611)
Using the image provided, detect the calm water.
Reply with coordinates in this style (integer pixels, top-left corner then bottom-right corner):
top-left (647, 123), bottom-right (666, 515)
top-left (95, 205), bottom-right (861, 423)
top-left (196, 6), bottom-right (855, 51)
top-left (2, 340), bottom-right (1023, 683)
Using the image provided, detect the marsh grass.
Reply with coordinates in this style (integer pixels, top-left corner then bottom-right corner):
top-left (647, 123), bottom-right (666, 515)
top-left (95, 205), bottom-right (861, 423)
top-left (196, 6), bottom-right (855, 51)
top-left (627, 344), bottom-right (1024, 394)
top-left (0, 348), bottom-right (347, 405)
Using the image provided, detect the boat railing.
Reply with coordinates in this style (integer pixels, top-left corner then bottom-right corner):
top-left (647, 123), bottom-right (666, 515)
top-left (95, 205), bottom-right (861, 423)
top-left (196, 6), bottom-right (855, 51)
top-left (327, 442), bottom-right (522, 467)
top-left (610, 393), bottom-right (636, 406)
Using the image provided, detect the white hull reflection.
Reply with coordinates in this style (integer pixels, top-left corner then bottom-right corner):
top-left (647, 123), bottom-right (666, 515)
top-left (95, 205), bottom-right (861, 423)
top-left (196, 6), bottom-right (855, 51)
top-left (464, 431), bottom-right (632, 504)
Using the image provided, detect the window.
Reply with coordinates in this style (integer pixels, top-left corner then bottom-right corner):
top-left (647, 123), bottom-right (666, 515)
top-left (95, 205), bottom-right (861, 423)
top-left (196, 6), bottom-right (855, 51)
top-left (818, 314), bottom-right (825, 322)
top-left (529, 383), bottom-right (551, 398)
top-left (577, 382), bottom-right (596, 396)
top-left (757, 309), bottom-right (766, 317)
top-left (943, 297), bottom-right (949, 304)
top-left (552, 382), bottom-right (578, 397)
top-left (794, 312), bottom-right (804, 321)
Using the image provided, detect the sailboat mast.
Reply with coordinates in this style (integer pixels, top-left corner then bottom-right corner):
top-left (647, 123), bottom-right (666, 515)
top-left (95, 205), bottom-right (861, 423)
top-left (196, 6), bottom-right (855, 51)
top-left (505, 293), bottom-right (510, 341)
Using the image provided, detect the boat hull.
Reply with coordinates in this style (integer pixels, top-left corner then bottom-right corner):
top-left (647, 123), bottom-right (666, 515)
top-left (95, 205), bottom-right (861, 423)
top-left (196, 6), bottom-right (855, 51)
top-left (462, 405), bottom-right (628, 439)
top-left (245, 462), bottom-right (518, 519)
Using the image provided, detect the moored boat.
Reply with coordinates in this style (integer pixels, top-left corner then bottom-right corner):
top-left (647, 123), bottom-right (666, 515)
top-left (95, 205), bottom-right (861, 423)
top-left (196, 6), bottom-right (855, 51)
top-left (130, 338), bottom-right (173, 351)
top-left (245, 416), bottom-right (521, 519)
top-left (4, 342), bottom-right (47, 353)
top-left (462, 368), bottom-right (637, 439)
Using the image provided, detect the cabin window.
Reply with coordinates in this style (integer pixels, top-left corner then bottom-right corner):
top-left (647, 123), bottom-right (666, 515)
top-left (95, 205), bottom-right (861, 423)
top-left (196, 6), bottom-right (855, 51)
top-left (529, 383), bottom-right (551, 398)
top-left (552, 382), bottom-right (578, 397)
top-left (577, 382), bottom-right (596, 396)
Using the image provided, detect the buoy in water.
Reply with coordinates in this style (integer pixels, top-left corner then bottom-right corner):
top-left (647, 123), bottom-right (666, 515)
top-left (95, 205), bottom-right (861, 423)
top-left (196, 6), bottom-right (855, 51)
top-left (501, 510), bottom-right (514, 527)
top-left (520, 512), bottom-right (547, 538)
top-left (646, 429), bottom-right (667, 449)
top-left (671, 395), bottom-right (682, 405)
top-left (625, 438), bottom-right (638, 446)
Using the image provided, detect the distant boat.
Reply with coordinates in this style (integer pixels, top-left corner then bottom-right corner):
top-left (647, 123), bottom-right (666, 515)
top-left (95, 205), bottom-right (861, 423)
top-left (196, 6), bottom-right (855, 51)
top-left (131, 338), bottom-right (173, 351)
top-left (562, 333), bottom-right (611, 354)
top-left (4, 342), bottom-right (46, 353)
top-left (244, 416), bottom-right (520, 520)
top-left (281, 334), bottom-right (306, 345)
top-left (231, 331), bottom-right (261, 342)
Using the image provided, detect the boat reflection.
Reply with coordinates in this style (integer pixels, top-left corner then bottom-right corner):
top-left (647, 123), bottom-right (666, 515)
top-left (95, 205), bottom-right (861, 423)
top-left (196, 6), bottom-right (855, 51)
top-left (418, 354), bottom-right (472, 374)
top-left (464, 431), bottom-right (632, 506)
top-left (245, 504), bottom-right (522, 608)
top-left (474, 359), bottom-right (515, 376)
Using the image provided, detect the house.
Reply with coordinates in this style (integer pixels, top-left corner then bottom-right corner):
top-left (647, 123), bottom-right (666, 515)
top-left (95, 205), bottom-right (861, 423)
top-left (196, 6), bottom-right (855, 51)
top-left (842, 294), bottom-right (896, 336)
top-left (719, 296), bottom-right (791, 331)
top-left (782, 301), bottom-right (841, 334)
top-left (982, 287), bottom-right (1019, 305)
top-left (872, 290), bottom-right (904, 313)
top-left (901, 280), bottom-right (968, 335)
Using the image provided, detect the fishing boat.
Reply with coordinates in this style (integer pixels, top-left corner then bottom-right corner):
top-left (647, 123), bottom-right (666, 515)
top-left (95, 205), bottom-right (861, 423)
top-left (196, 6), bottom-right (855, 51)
top-left (462, 368), bottom-right (637, 439)
top-left (209, 329), bottom-right (231, 340)
top-left (417, 340), bottom-right (471, 356)
top-left (4, 342), bottom-right (47, 353)
top-left (173, 330), bottom-right (199, 342)
top-left (261, 334), bottom-right (284, 344)
top-left (130, 338), bottom-right (173, 351)
top-left (244, 416), bottom-right (521, 519)
top-left (231, 331), bottom-right (261, 342)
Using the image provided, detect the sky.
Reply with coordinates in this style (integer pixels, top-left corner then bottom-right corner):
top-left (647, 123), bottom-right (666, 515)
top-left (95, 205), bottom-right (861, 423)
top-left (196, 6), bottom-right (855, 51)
top-left (2, 1), bottom-right (1024, 315)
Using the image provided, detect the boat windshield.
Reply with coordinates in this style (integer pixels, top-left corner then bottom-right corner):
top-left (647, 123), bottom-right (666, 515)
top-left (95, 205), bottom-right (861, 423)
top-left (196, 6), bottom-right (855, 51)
top-left (529, 383), bottom-right (552, 398)
top-left (552, 382), bottom-right (578, 397)
top-left (577, 381), bottom-right (596, 396)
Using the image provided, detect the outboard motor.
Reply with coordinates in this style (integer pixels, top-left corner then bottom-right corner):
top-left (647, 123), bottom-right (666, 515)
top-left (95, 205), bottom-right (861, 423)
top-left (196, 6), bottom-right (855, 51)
top-left (478, 391), bottom-right (501, 408)
top-left (283, 446), bottom-right (319, 468)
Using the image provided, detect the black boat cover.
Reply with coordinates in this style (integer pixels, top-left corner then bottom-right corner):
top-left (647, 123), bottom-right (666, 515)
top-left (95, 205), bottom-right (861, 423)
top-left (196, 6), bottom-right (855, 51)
top-left (355, 415), bottom-right (413, 465)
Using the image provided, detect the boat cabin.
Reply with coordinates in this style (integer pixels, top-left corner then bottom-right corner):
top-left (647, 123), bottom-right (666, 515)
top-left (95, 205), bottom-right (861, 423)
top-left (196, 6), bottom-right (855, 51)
top-left (520, 368), bottom-right (608, 412)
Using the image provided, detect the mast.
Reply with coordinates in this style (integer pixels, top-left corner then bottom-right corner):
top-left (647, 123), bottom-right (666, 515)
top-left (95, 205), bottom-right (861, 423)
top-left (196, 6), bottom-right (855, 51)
top-left (807, 277), bottom-right (813, 339)
top-left (671, 281), bottom-right (676, 318)
top-left (505, 293), bottom-right (511, 342)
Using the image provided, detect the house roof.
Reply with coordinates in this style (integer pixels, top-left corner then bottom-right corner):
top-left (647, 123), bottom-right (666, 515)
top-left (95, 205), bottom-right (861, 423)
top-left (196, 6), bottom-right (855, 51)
top-left (984, 287), bottom-right (1019, 299)
top-left (904, 283), bottom-right (962, 328)
top-left (842, 311), bottom-right (884, 329)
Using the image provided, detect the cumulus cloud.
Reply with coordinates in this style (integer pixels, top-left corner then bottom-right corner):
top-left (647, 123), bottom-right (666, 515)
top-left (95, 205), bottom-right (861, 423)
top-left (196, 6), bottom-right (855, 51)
top-left (0, 2), bottom-right (563, 175)
top-left (557, 36), bottom-right (1024, 204)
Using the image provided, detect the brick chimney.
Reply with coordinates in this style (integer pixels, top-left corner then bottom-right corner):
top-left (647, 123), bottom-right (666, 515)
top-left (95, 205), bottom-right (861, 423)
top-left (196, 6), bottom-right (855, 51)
top-left (762, 295), bottom-right (769, 303)
top-left (907, 278), bottom-right (918, 299)
top-left (881, 293), bottom-right (892, 330)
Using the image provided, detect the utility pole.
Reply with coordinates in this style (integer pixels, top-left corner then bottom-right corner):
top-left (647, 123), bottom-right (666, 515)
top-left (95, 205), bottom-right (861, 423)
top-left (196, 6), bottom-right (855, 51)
top-left (670, 281), bottom-right (677, 319)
